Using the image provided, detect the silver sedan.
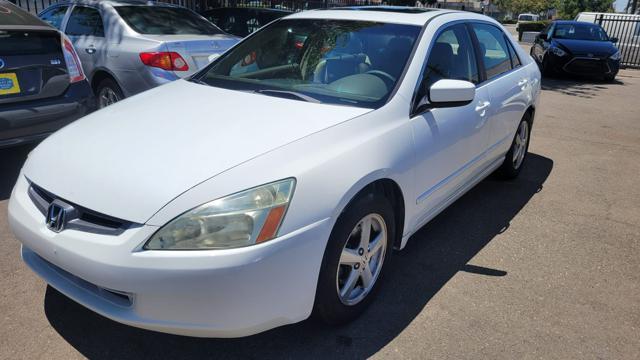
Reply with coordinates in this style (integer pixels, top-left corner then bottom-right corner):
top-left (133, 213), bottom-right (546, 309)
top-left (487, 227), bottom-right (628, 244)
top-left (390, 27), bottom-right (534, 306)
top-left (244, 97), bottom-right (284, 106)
top-left (39, 0), bottom-right (240, 108)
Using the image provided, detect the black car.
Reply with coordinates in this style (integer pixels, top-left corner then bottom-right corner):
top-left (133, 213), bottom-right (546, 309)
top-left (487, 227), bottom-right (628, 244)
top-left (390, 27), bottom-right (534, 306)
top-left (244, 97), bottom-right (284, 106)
top-left (202, 7), bottom-right (291, 37)
top-left (530, 20), bottom-right (621, 81)
top-left (0, 1), bottom-right (94, 148)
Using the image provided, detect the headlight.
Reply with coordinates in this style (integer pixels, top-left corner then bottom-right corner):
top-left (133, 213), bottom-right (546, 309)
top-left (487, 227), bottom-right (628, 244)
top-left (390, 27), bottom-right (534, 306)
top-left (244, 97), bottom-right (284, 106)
top-left (610, 50), bottom-right (621, 61)
top-left (550, 47), bottom-right (566, 57)
top-left (145, 178), bottom-right (295, 250)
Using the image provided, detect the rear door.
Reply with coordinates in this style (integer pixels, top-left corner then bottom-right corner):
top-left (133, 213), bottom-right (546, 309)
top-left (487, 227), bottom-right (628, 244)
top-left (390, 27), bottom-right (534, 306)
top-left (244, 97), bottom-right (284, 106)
top-left (470, 23), bottom-right (529, 154)
top-left (65, 5), bottom-right (106, 80)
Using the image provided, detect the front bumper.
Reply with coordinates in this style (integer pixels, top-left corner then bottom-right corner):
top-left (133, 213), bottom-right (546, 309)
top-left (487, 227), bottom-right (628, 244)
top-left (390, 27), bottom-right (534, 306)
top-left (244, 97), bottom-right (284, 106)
top-left (9, 175), bottom-right (331, 337)
top-left (0, 81), bottom-right (95, 148)
top-left (547, 53), bottom-right (620, 77)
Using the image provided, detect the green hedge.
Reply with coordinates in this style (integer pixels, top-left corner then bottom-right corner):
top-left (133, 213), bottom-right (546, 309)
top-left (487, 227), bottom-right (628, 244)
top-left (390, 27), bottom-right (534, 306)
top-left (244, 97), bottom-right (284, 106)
top-left (501, 19), bottom-right (517, 24)
top-left (517, 21), bottom-right (551, 41)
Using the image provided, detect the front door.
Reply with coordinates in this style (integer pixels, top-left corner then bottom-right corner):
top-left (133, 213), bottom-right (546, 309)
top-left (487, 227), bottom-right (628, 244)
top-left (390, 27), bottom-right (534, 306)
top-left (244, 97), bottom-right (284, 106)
top-left (410, 23), bottom-right (492, 226)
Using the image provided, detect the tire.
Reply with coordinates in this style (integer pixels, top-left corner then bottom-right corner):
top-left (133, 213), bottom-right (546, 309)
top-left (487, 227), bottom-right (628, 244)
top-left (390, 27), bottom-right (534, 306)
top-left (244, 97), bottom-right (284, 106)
top-left (313, 191), bottom-right (395, 325)
top-left (541, 56), bottom-right (555, 77)
top-left (95, 78), bottom-right (124, 109)
top-left (603, 73), bottom-right (616, 82)
top-left (497, 114), bottom-right (532, 179)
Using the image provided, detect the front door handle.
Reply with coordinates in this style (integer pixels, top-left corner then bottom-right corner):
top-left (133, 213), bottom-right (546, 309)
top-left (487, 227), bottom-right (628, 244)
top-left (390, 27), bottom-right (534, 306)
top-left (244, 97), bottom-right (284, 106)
top-left (475, 101), bottom-right (490, 115)
top-left (85, 47), bottom-right (96, 54)
top-left (518, 79), bottom-right (528, 86)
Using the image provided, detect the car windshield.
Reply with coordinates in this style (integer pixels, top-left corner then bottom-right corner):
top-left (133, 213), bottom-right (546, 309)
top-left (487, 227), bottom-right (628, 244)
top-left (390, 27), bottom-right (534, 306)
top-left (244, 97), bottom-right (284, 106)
top-left (519, 15), bottom-right (534, 21)
top-left (115, 6), bottom-right (223, 35)
top-left (194, 19), bottom-right (421, 108)
top-left (553, 23), bottom-right (609, 41)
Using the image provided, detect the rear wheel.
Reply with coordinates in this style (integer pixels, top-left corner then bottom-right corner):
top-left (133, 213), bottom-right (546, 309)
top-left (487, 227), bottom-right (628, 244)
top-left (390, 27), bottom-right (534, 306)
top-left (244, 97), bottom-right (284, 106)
top-left (603, 73), bottom-right (616, 82)
top-left (96, 78), bottom-right (124, 109)
top-left (314, 192), bottom-right (394, 324)
top-left (498, 115), bottom-right (531, 179)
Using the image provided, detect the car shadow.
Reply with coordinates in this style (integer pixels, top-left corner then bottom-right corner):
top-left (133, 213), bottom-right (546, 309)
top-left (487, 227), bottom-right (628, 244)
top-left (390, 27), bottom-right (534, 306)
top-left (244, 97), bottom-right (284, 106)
top-left (43, 153), bottom-right (553, 359)
top-left (541, 75), bottom-right (624, 99)
top-left (0, 144), bottom-right (36, 201)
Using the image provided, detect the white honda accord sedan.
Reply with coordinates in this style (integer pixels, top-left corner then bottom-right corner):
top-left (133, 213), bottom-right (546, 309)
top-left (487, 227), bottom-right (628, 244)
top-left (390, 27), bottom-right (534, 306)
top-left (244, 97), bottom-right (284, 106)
top-left (9, 7), bottom-right (540, 337)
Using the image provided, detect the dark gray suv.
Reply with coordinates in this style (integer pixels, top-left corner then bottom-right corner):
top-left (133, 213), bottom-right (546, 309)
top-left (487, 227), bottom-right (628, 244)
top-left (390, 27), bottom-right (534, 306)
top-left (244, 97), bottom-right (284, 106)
top-left (0, 1), bottom-right (94, 148)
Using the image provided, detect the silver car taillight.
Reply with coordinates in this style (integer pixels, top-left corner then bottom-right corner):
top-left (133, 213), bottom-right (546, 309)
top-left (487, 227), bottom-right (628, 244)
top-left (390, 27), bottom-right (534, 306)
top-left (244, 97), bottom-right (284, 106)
top-left (60, 33), bottom-right (85, 83)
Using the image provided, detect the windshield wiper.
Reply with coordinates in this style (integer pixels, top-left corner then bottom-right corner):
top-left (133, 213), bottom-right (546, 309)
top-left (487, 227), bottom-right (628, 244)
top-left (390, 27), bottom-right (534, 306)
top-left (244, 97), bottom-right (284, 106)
top-left (253, 89), bottom-right (321, 103)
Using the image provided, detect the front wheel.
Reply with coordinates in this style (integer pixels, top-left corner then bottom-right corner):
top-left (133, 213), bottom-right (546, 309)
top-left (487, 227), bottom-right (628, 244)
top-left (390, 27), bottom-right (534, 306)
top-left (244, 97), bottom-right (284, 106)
top-left (313, 192), bottom-right (394, 325)
top-left (498, 115), bottom-right (531, 179)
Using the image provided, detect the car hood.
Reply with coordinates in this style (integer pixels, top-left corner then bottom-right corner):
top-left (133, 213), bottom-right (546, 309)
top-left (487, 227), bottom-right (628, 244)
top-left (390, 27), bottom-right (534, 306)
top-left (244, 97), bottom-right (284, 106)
top-left (553, 38), bottom-right (616, 57)
top-left (23, 80), bottom-right (370, 224)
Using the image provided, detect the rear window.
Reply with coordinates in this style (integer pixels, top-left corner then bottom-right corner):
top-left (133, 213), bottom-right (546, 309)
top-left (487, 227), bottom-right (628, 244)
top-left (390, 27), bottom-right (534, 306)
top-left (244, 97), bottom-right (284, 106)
top-left (0, 31), bottom-right (61, 56)
top-left (115, 6), bottom-right (223, 35)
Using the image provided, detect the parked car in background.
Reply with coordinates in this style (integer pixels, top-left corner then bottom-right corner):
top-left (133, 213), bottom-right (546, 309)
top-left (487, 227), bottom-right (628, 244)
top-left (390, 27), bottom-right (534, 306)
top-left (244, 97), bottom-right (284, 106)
top-left (575, 12), bottom-right (640, 66)
top-left (518, 13), bottom-right (539, 22)
top-left (201, 7), bottom-right (291, 37)
top-left (516, 13), bottom-right (540, 31)
top-left (531, 20), bottom-right (620, 80)
top-left (39, 0), bottom-right (240, 108)
top-left (10, 7), bottom-right (540, 337)
top-left (0, 1), bottom-right (93, 148)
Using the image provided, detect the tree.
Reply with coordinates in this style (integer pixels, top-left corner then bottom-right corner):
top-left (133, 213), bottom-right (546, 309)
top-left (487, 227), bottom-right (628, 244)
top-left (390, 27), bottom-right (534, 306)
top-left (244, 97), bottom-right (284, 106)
top-left (555, 0), bottom-right (615, 19)
top-left (494, 0), bottom-right (556, 15)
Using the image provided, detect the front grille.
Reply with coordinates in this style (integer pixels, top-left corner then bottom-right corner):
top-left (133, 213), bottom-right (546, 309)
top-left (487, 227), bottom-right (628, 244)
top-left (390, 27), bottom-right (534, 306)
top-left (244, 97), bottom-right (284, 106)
top-left (28, 181), bottom-right (137, 235)
top-left (563, 58), bottom-right (611, 74)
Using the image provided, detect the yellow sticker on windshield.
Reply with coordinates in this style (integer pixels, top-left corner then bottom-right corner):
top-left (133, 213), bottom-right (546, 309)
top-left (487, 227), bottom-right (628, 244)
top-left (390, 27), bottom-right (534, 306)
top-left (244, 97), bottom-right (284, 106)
top-left (0, 73), bottom-right (21, 95)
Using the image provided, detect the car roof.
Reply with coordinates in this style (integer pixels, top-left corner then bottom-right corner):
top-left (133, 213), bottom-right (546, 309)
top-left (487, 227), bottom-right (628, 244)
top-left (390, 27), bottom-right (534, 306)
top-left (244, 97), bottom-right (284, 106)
top-left (286, 6), bottom-right (453, 26)
top-left (0, 1), bottom-right (55, 30)
top-left (554, 20), bottom-right (600, 25)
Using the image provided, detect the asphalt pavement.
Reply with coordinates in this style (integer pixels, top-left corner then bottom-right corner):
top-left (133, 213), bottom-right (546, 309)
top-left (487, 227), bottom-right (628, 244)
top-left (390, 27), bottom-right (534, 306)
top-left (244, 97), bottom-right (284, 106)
top-left (1, 66), bottom-right (639, 359)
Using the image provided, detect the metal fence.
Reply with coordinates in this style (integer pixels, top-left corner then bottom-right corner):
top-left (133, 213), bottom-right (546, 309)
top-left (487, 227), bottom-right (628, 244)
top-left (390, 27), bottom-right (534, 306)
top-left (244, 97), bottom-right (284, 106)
top-left (9, 0), bottom-right (487, 15)
top-left (595, 13), bottom-right (640, 68)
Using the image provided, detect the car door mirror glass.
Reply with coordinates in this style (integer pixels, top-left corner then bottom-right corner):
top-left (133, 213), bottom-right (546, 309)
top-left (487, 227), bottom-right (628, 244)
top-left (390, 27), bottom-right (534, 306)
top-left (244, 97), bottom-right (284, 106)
top-left (610, 37), bottom-right (618, 43)
top-left (538, 33), bottom-right (548, 41)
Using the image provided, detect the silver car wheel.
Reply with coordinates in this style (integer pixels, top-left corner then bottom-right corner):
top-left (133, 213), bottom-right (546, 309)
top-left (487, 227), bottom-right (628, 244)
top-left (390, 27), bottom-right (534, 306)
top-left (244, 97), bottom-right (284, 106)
top-left (336, 213), bottom-right (387, 306)
top-left (512, 121), bottom-right (529, 169)
top-left (98, 86), bottom-right (121, 108)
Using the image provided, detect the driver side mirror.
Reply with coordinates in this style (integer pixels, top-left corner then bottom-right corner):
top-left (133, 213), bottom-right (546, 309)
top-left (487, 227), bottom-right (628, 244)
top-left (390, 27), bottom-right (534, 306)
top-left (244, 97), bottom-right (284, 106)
top-left (413, 79), bottom-right (476, 115)
top-left (538, 33), bottom-right (548, 41)
top-left (610, 37), bottom-right (618, 43)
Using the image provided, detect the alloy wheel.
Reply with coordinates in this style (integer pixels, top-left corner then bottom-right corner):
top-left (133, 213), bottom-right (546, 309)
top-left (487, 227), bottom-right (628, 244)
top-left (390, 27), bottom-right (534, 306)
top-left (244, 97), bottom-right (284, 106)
top-left (336, 213), bottom-right (387, 306)
top-left (512, 121), bottom-right (529, 169)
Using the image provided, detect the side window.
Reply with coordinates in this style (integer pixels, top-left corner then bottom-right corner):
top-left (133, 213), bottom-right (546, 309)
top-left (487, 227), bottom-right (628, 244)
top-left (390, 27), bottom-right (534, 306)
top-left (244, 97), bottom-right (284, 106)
top-left (546, 24), bottom-right (554, 39)
top-left (39, 6), bottom-right (68, 30)
top-left (66, 6), bottom-right (104, 37)
top-left (506, 38), bottom-right (521, 68)
top-left (472, 23), bottom-right (512, 80)
top-left (420, 24), bottom-right (479, 94)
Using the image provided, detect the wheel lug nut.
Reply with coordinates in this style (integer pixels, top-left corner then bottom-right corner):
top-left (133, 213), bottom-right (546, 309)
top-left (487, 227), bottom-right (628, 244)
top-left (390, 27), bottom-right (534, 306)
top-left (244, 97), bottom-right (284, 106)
top-left (358, 248), bottom-right (364, 255)
top-left (354, 263), bottom-right (360, 269)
